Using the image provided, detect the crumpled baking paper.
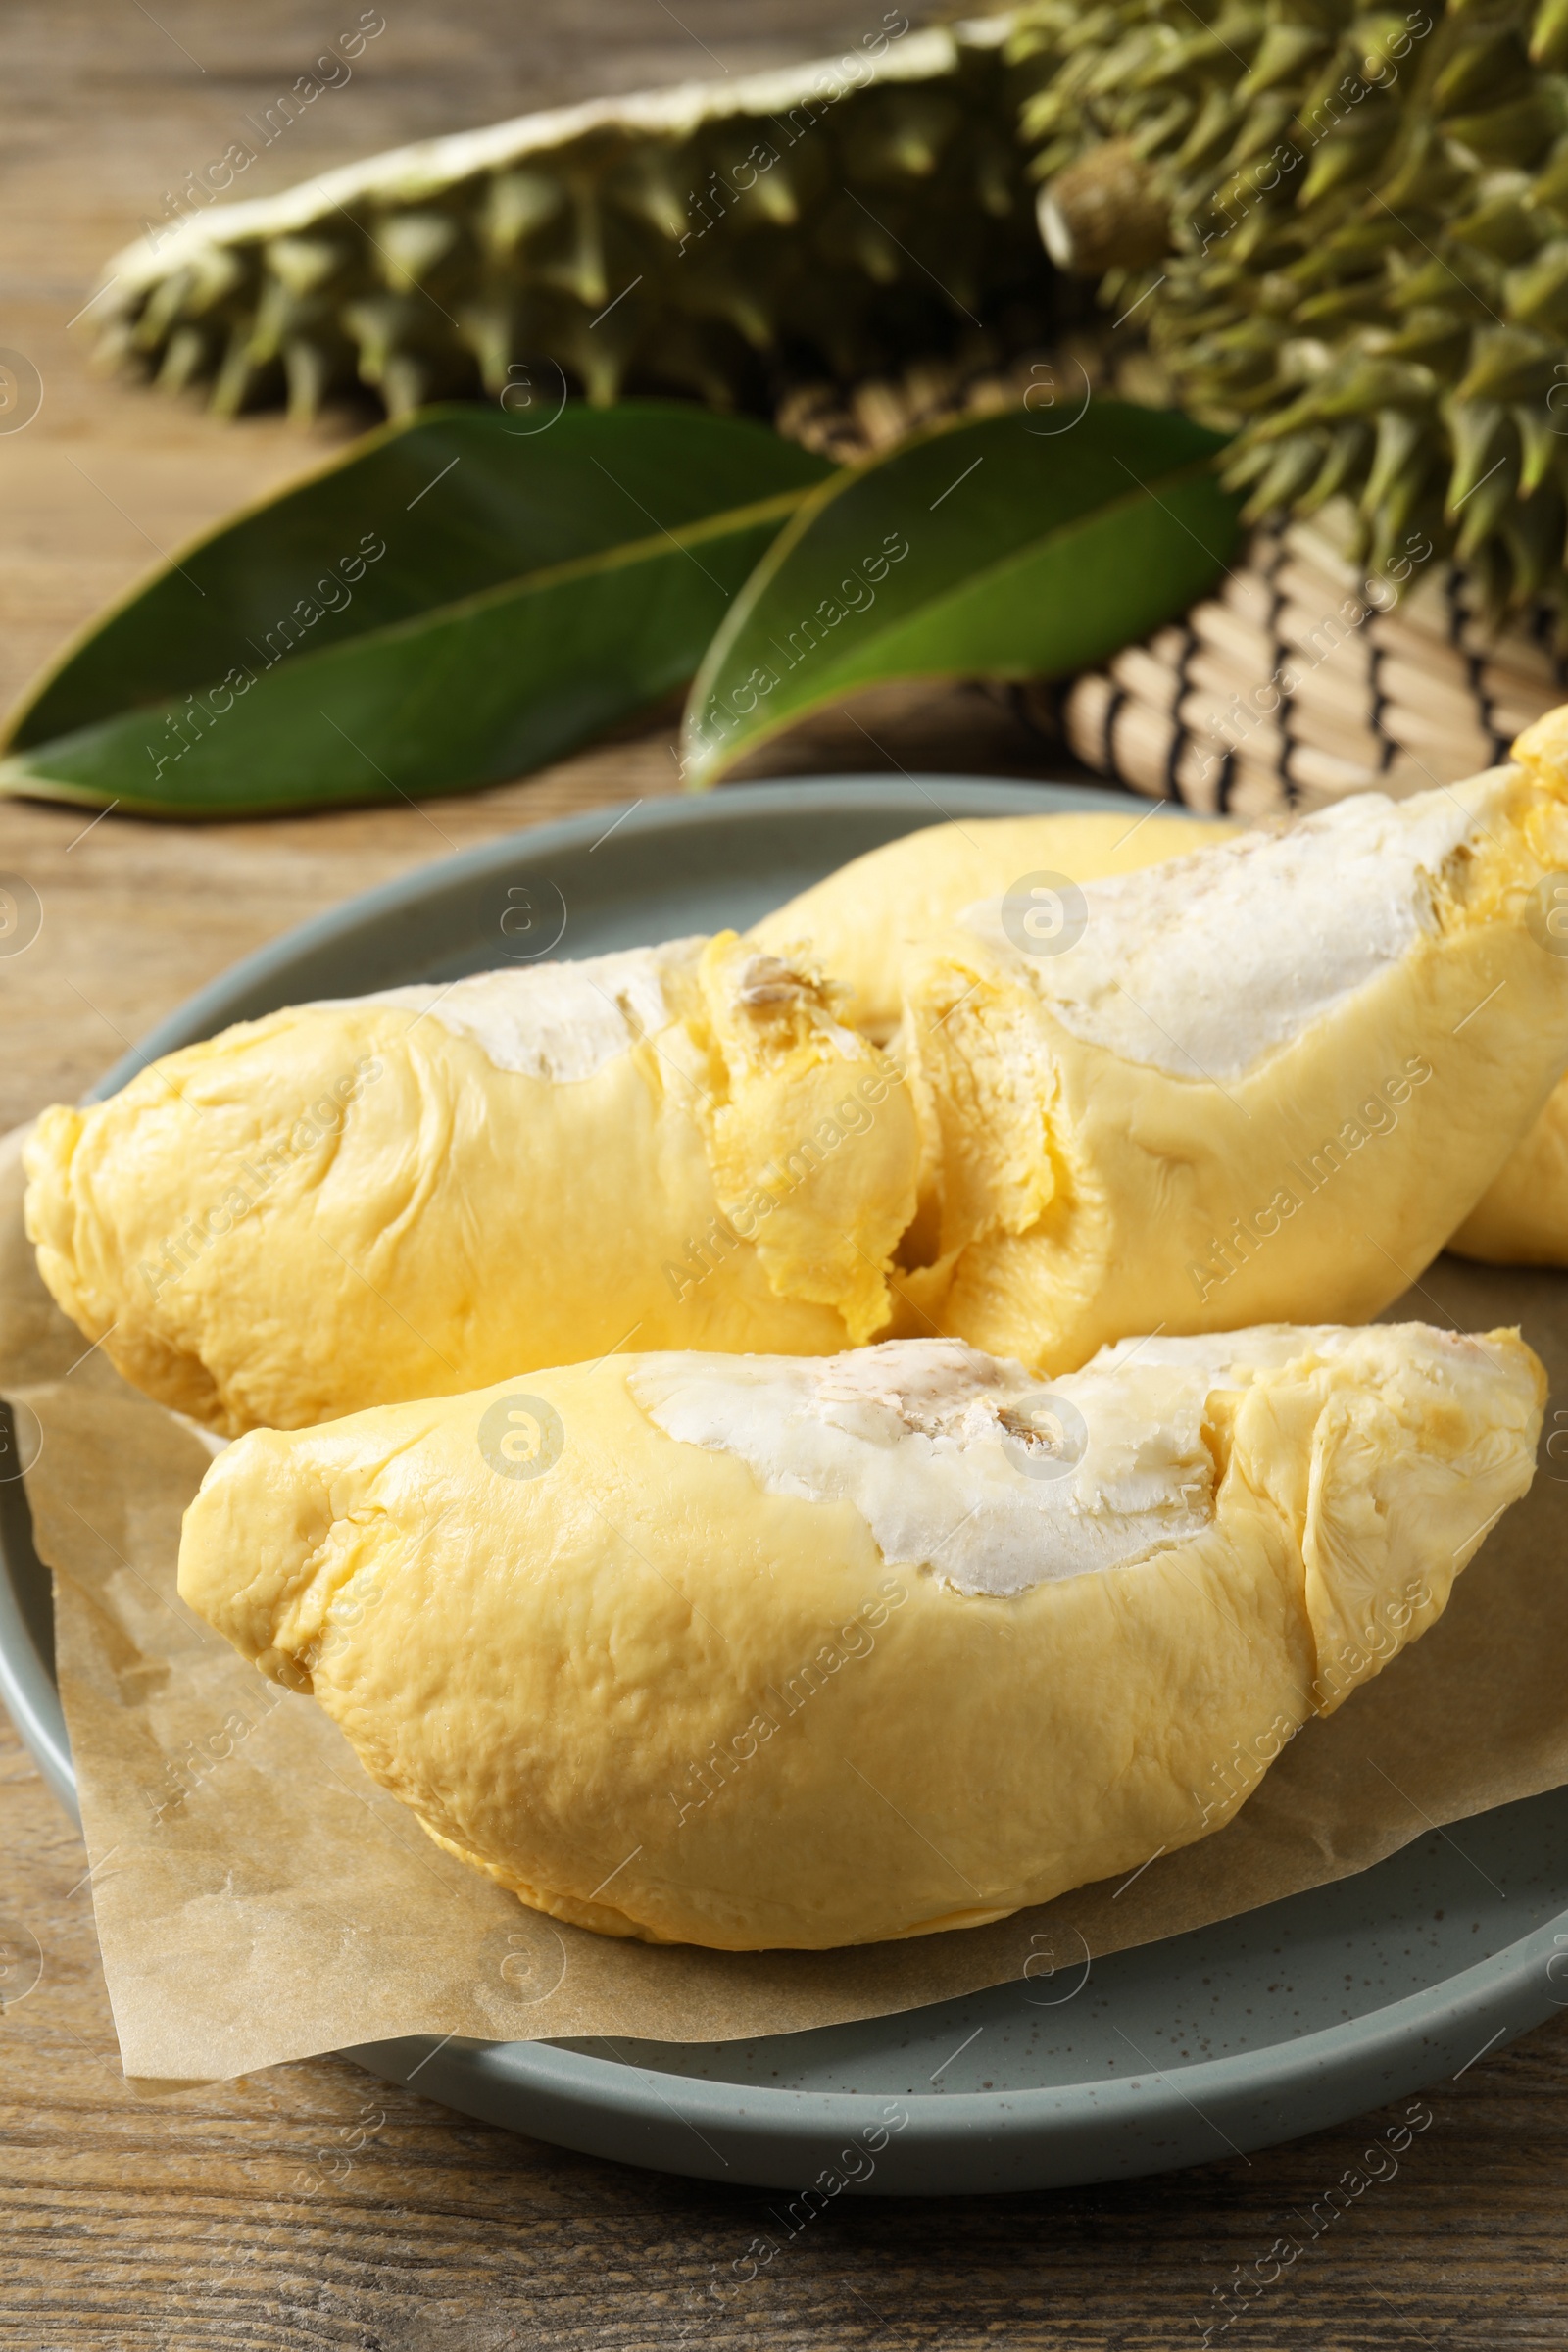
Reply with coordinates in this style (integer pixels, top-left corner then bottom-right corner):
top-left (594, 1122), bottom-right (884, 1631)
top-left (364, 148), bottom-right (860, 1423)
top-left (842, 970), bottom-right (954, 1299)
top-left (2, 1123), bottom-right (1565, 2085)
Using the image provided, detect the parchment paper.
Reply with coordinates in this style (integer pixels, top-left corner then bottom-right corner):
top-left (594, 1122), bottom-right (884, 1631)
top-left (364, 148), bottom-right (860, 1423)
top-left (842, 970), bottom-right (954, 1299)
top-left (5, 1122), bottom-right (1568, 2088)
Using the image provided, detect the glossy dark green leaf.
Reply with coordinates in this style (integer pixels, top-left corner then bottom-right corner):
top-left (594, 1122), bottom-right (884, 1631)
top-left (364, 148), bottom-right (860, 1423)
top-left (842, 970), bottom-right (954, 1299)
top-left (0, 403), bottom-right (833, 817)
top-left (680, 399), bottom-right (1242, 789)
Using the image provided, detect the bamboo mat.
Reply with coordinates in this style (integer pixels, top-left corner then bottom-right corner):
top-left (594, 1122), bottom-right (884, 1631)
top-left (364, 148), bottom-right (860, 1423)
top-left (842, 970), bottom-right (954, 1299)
top-left (780, 350), bottom-right (1568, 815)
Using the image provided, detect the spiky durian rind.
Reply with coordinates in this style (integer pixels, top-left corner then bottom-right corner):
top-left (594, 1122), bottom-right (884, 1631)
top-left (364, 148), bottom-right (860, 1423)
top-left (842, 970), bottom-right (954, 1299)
top-left (1012, 0), bottom-right (1568, 617)
top-left (98, 19), bottom-right (1070, 422)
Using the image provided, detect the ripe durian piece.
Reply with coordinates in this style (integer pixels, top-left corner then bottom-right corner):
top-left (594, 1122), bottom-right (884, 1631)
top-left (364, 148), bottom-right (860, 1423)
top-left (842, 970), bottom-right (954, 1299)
top-left (1448, 707), bottom-right (1568, 1261)
top-left (1011, 0), bottom-right (1568, 615)
top-left (904, 753), bottom-right (1568, 1370)
top-left (1448, 1083), bottom-right (1568, 1261)
top-left (760, 782), bottom-right (1568, 1271)
top-left (98, 22), bottom-right (1063, 420)
top-left (755, 806), bottom-right (1238, 1036)
top-left (176, 1322), bottom-right (1544, 1950)
top-left (23, 934), bottom-right (916, 1436)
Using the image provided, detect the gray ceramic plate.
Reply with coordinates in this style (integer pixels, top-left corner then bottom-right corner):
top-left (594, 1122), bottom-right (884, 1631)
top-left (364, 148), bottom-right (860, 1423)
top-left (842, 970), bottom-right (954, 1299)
top-left (5, 774), bottom-right (1568, 2197)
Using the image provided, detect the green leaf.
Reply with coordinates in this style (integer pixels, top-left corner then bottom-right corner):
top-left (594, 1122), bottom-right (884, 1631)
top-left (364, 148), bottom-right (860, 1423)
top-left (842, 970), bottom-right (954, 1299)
top-left (679, 400), bottom-right (1243, 790)
top-left (0, 402), bottom-right (833, 818)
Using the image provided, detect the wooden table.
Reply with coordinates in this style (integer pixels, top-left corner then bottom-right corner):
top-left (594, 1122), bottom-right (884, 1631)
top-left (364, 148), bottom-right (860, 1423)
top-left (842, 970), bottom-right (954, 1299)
top-left (4, 7), bottom-right (1568, 2344)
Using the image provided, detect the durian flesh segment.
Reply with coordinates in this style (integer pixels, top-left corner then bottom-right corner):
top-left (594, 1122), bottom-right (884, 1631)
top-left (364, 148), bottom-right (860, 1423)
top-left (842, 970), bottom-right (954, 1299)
top-left (760, 796), bottom-right (1568, 1272)
top-left (175, 1320), bottom-right (1544, 1951)
top-left (1448, 1077), bottom-right (1568, 1262)
top-left (21, 933), bottom-right (917, 1437)
top-left (753, 808), bottom-right (1238, 1037)
top-left (906, 757), bottom-right (1568, 1371)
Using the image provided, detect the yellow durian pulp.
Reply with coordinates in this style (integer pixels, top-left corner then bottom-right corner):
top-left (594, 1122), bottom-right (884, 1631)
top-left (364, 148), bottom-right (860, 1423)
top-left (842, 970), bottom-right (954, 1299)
top-left (23, 932), bottom-right (916, 1434)
top-left (176, 1321), bottom-right (1544, 1950)
top-left (758, 782), bottom-right (1568, 1271)
top-left (754, 807), bottom-right (1237, 1038)
top-left (26, 727), bottom-right (1568, 1428)
top-left (898, 757), bottom-right (1568, 1370)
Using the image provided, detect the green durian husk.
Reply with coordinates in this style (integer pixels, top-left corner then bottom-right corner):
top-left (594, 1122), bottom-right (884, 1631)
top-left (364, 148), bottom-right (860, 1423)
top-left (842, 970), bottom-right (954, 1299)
top-left (95, 19), bottom-right (1076, 425)
top-left (1011, 0), bottom-right (1568, 613)
top-left (95, 0), bottom-right (1568, 617)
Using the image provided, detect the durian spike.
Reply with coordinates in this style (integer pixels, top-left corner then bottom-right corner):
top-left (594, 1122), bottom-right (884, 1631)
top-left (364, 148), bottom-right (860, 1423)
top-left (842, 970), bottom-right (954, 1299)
top-left (210, 324), bottom-right (279, 418)
top-left (1517, 398), bottom-right (1564, 494)
top-left (604, 147), bottom-right (689, 244)
top-left (283, 336), bottom-right (352, 423)
top-left (1534, 0), bottom-right (1568, 68)
top-left (482, 171), bottom-right (566, 259)
top-left (266, 235), bottom-right (352, 299)
top-left (1446, 399), bottom-right (1509, 514)
top-left (376, 210), bottom-right (464, 294)
top-left (157, 323), bottom-right (212, 393)
top-left (1455, 451), bottom-right (1522, 561)
top-left (1506, 239), bottom-right (1568, 333)
top-left (539, 179), bottom-right (609, 311)
top-left (1457, 323), bottom-right (1561, 404)
top-left (1363, 407), bottom-right (1431, 516)
top-left (853, 89), bottom-right (966, 180)
top-left (1297, 418), bottom-right (1373, 512)
top-left (132, 268), bottom-right (196, 351)
top-left (1499, 480), bottom-right (1567, 592)
top-left (1239, 431), bottom-right (1325, 519)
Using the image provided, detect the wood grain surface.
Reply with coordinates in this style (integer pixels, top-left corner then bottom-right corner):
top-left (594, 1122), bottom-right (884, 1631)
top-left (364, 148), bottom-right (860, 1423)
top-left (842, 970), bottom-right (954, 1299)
top-left (4, 7), bottom-right (1568, 2347)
